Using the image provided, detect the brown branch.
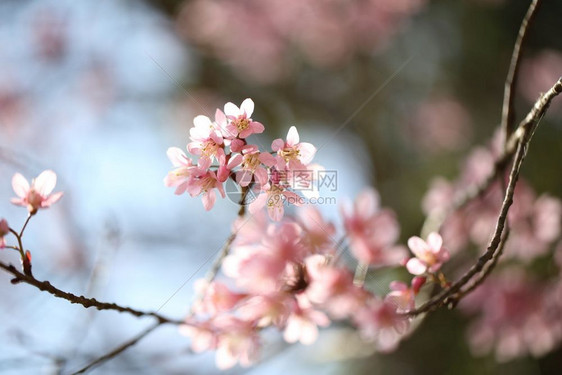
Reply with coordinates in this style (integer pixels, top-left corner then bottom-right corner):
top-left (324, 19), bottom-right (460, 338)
top-left (407, 77), bottom-right (562, 317)
top-left (501, 0), bottom-right (542, 146)
top-left (70, 322), bottom-right (161, 375)
top-left (0, 261), bottom-right (184, 325)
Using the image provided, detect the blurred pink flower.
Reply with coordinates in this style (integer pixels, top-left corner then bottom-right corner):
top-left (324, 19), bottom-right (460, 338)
top-left (353, 299), bottom-right (410, 352)
top-left (0, 219), bottom-right (9, 249)
top-left (192, 280), bottom-right (246, 316)
top-left (341, 188), bottom-right (403, 265)
top-left (213, 316), bottom-right (261, 369)
top-left (297, 206), bottom-right (337, 254)
top-left (406, 232), bottom-right (450, 275)
top-left (283, 295), bottom-right (330, 345)
top-left (11, 170), bottom-right (63, 215)
top-left (249, 183), bottom-right (301, 221)
top-left (385, 276), bottom-right (426, 312)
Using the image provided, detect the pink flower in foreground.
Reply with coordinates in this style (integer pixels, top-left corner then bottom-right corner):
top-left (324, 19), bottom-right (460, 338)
top-left (213, 316), bottom-right (261, 370)
top-left (11, 170), bottom-right (63, 214)
top-left (164, 147), bottom-right (197, 194)
top-left (223, 98), bottom-right (265, 139)
top-left (272, 126), bottom-right (316, 170)
top-left (406, 232), bottom-right (450, 275)
top-left (342, 188), bottom-right (404, 265)
top-left (0, 219), bottom-right (9, 249)
top-left (353, 299), bottom-right (410, 352)
top-left (283, 294), bottom-right (330, 345)
top-left (385, 276), bottom-right (426, 312)
top-left (227, 144), bottom-right (276, 187)
top-left (249, 183), bottom-right (301, 221)
top-left (187, 114), bottom-right (226, 169)
top-left (192, 280), bottom-right (246, 316)
top-left (186, 169), bottom-right (226, 210)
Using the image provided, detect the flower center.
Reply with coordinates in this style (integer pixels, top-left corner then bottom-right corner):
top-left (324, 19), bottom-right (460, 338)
top-left (242, 154), bottom-right (260, 171)
top-left (279, 147), bottom-right (300, 162)
top-left (234, 117), bottom-right (250, 132)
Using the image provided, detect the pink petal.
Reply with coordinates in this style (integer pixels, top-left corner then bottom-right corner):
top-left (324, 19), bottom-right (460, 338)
top-left (249, 121), bottom-right (264, 134)
top-left (389, 281), bottom-right (408, 291)
top-left (224, 102), bottom-right (240, 117)
top-left (43, 191), bottom-right (63, 207)
top-left (271, 138), bottom-right (284, 152)
top-left (258, 152), bottom-right (276, 167)
top-left (11, 173), bottom-right (29, 198)
top-left (406, 258), bottom-right (427, 275)
top-left (202, 190), bottom-right (216, 210)
top-left (236, 170), bottom-right (253, 187)
top-left (215, 108), bottom-right (227, 126)
top-left (34, 170), bottom-right (57, 196)
top-left (230, 139), bottom-right (245, 152)
top-left (297, 142), bottom-right (316, 164)
top-left (249, 193), bottom-right (267, 215)
top-left (227, 154), bottom-right (243, 169)
top-left (167, 147), bottom-right (189, 167)
top-left (407, 236), bottom-right (428, 258)
top-left (286, 126), bottom-right (299, 146)
top-left (254, 167), bottom-right (268, 186)
top-left (356, 189), bottom-right (380, 219)
top-left (193, 114), bottom-right (213, 129)
top-left (427, 232), bottom-right (443, 252)
top-left (240, 98), bottom-right (254, 117)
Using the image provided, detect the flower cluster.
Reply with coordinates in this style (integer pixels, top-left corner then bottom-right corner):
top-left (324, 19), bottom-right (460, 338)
top-left (176, 190), bottom-right (454, 369)
top-left (164, 98), bottom-right (318, 220)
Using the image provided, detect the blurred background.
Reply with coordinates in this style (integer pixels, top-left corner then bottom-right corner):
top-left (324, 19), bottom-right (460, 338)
top-left (1, 0), bottom-right (562, 374)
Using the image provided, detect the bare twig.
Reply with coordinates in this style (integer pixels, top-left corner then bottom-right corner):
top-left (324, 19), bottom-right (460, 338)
top-left (407, 77), bottom-right (562, 316)
top-left (501, 0), bottom-right (542, 146)
top-left (0, 261), bottom-right (184, 325)
top-left (70, 322), bottom-right (161, 375)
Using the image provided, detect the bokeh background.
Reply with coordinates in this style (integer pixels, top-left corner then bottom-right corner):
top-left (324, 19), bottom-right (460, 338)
top-left (1, 0), bottom-right (562, 374)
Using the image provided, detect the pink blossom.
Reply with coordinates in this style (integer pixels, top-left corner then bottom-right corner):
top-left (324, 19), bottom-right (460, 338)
top-left (353, 299), bottom-right (410, 352)
top-left (11, 170), bottom-right (63, 214)
top-left (223, 98), bottom-right (264, 139)
top-left (271, 126), bottom-right (316, 170)
top-left (213, 316), bottom-right (261, 369)
top-left (283, 294), bottom-right (330, 345)
top-left (305, 255), bottom-right (367, 319)
top-left (385, 276), bottom-right (426, 312)
top-left (180, 320), bottom-right (217, 354)
top-left (406, 232), bottom-right (450, 275)
top-left (249, 183), bottom-right (301, 221)
top-left (238, 294), bottom-right (291, 328)
top-left (297, 206), bottom-right (336, 254)
top-left (163, 147), bottom-right (197, 194)
top-left (186, 168), bottom-right (226, 210)
top-left (227, 144), bottom-right (276, 187)
top-left (0, 219), bottom-right (9, 249)
top-left (192, 280), bottom-right (246, 316)
top-left (341, 188), bottom-right (404, 265)
top-left (187, 114), bottom-right (225, 169)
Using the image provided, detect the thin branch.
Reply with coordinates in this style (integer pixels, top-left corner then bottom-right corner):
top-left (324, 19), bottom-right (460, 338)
top-left (70, 322), bottom-right (161, 375)
top-left (501, 0), bottom-right (542, 146)
top-left (0, 261), bottom-right (184, 325)
top-left (19, 214), bottom-right (32, 238)
top-left (407, 77), bottom-right (562, 317)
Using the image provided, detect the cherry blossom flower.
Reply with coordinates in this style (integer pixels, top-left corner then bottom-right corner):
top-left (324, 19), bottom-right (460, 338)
top-left (237, 293), bottom-right (291, 328)
top-left (180, 320), bottom-right (217, 354)
top-left (11, 170), bottom-right (63, 215)
top-left (0, 219), bottom-right (9, 249)
top-left (353, 299), bottom-right (410, 352)
top-left (213, 316), bottom-right (261, 370)
top-left (341, 188), bottom-right (404, 265)
top-left (187, 114), bottom-right (226, 169)
top-left (249, 183), bottom-right (301, 221)
top-left (227, 144), bottom-right (276, 187)
top-left (406, 232), bottom-right (450, 275)
top-left (272, 126), bottom-right (316, 171)
top-left (163, 147), bottom-right (197, 194)
top-left (385, 277), bottom-right (426, 312)
top-left (297, 206), bottom-right (336, 254)
top-left (192, 280), bottom-right (246, 316)
top-left (186, 168), bottom-right (226, 210)
top-left (283, 294), bottom-right (330, 345)
top-left (223, 98), bottom-right (264, 139)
